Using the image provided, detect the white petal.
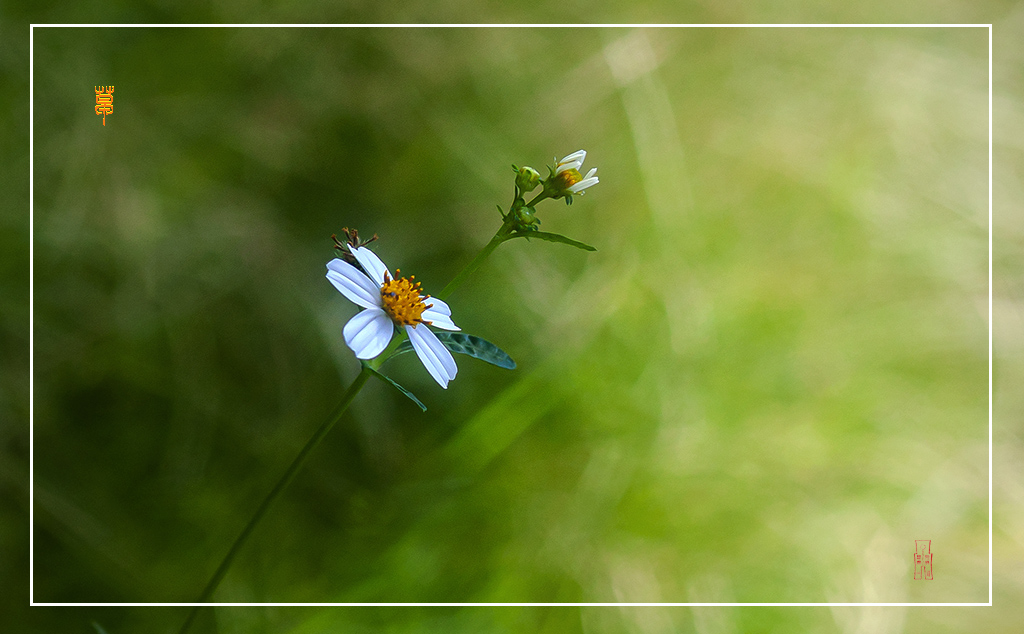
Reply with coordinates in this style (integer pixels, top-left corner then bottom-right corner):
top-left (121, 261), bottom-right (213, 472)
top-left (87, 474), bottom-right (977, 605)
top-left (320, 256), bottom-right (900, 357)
top-left (326, 259), bottom-right (381, 309)
top-left (555, 150), bottom-right (586, 174)
top-left (343, 308), bottom-right (394, 359)
top-left (421, 307), bottom-right (460, 331)
top-left (348, 245), bottom-right (391, 286)
top-left (407, 325), bottom-right (458, 389)
top-left (419, 296), bottom-right (458, 330)
top-left (558, 150), bottom-right (586, 165)
top-left (420, 296), bottom-right (451, 316)
top-left (569, 173), bottom-right (599, 194)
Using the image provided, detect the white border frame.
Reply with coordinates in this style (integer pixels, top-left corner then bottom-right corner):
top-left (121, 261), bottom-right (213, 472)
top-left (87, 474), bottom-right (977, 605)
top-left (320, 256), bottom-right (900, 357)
top-left (29, 22), bottom-right (991, 610)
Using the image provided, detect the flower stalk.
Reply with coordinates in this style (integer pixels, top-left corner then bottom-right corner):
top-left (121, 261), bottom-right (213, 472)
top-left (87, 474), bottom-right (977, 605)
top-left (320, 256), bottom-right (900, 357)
top-left (177, 366), bottom-right (371, 634)
top-left (437, 219), bottom-right (515, 301)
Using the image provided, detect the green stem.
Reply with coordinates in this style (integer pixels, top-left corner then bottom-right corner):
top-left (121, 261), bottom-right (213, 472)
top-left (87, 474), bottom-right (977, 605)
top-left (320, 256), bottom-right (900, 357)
top-left (525, 190), bottom-right (551, 208)
top-left (436, 219), bottom-right (515, 301)
top-left (177, 366), bottom-right (372, 634)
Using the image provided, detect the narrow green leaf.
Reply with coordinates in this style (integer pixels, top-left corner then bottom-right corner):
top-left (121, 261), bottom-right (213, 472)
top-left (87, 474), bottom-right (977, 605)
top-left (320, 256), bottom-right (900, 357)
top-left (91, 623), bottom-right (111, 634)
top-left (365, 365), bottom-right (427, 411)
top-left (509, 230), bottom-right (596, 251)
top-left (392, 332), bottom-right (516, 370)
top-left (436, 332), bottom-right (516, 369)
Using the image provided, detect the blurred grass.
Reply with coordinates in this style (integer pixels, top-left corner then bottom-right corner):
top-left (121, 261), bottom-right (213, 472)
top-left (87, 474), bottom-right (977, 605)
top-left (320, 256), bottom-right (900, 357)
top-left (7, 16), bottom-right (1022, 634)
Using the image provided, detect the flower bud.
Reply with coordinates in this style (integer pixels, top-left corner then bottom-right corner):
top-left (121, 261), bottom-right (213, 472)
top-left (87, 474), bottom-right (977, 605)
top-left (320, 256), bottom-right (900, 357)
top-left (515, 166), bottom-right (541, 193)
top-left (512, 205), bottom-right (540, 230)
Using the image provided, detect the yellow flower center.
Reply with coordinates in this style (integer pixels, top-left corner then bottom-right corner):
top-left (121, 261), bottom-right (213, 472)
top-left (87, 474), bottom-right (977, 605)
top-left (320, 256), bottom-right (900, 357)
top-left (554, 167), bottom-right (583, 190)
top-left (380, 269), bottom-right (433, 327)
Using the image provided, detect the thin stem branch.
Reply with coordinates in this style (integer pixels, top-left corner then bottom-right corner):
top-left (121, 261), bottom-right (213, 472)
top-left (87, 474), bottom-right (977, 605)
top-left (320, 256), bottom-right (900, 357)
top-left (177, 366), bottom-right (372, 634)
top-left (525, 190), bottom-right (551, 208)
top-left (436, 219), bottom-right (515, 301)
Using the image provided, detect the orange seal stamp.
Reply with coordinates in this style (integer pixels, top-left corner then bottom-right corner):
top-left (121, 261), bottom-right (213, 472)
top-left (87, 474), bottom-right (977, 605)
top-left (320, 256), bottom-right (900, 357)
top-left (95, 86), bottom-right (114, 126)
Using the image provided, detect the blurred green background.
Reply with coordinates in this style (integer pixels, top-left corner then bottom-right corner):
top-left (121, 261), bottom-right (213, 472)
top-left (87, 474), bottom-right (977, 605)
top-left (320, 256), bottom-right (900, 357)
top-left (5, 13), bottom-right (1023, 634)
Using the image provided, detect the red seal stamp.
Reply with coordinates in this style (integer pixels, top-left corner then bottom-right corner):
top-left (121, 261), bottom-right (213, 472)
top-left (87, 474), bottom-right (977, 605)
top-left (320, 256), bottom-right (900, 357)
top-left (914, 539), bottom-right (933, 580)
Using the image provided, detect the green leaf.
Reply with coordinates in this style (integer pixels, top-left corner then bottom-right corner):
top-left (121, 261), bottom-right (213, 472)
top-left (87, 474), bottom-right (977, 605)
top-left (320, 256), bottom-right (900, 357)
top-left (437, 332), bottom-right (516, 369)
top-left (393, 332), bottom-right (516, 370)
top-left (508, 230), bottom-right (596, 251)
top-left (365, 365), bottom-right (427, 411)
top-left (91, 623), bottom-right (111, 634)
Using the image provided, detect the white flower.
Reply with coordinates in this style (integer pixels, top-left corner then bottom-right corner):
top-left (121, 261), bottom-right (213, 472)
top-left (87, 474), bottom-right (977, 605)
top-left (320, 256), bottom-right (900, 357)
top-left (326, 246), bottom-right (459, 389)
top-left (552, 149), bottom-right (599, 196)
